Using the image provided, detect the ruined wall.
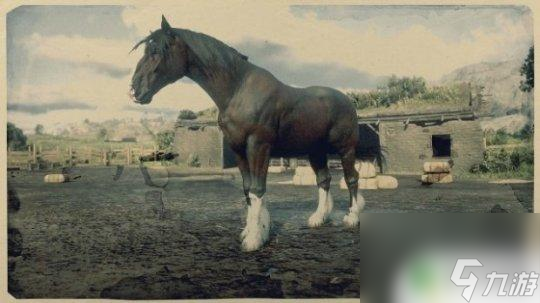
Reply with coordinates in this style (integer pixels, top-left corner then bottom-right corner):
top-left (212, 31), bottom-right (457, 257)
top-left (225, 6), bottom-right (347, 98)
top-left (174, 125), bottom-right (224, 168)
top-left (379, 120), bottom-right (485, 175)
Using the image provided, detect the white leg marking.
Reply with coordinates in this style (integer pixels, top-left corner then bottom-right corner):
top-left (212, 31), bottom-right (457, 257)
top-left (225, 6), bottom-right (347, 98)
top-left (241, 193), bottom-right (270, 251)
top-left (343, 191), bottom-right (364, 228)
top-left (308, 187), bottom-right (334, 227)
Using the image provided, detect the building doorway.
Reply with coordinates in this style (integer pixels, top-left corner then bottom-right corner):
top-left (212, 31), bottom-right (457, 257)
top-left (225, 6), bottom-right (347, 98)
top-left (432, 134), bottom-right (452, 157)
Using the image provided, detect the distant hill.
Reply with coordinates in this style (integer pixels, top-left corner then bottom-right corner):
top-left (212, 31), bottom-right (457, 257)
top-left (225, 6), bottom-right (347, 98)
top-left (440, 59), bottom-right (533, 118)
top-left (51, 117), bottom-right (175, 144)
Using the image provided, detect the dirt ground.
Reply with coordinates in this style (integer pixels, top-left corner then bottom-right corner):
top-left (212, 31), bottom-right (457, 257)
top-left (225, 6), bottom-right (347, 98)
top-left (7, 166), bottom-right (533, 299)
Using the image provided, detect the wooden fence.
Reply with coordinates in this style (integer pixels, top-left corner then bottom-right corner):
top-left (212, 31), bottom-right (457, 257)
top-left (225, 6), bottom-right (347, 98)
top-left (7, 144), bottom-right (161, 169)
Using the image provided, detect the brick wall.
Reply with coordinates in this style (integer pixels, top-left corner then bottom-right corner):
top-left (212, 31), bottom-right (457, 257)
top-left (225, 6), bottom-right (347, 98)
top-left (379, 120), bottom-right (485, 175)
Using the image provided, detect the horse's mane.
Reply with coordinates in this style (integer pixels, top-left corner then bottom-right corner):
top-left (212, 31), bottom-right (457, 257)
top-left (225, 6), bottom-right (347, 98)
top-left (132, 28), bottom-right (248, 68)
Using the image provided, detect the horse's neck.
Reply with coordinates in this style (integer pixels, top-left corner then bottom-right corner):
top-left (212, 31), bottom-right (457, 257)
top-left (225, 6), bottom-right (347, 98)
top-left (187, 57), bottom-right (249, 112)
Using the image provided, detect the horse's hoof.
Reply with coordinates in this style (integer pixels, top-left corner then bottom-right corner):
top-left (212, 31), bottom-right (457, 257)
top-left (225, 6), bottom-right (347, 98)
top-left (240, 228), bottom-right (249, 240)
top-left (242, 233), bottom-right (265, 252)
top-left (308, 212), bottom-right (326, 228)
top-left (343, 213), bottom-right (359, 228)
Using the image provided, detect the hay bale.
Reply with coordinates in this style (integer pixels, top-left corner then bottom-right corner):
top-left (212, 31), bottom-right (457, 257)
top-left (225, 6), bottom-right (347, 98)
top-left (423, 161), bottom-right (451, 173)
top-left (268, 166), bottom-right (286, 173)
top-left (294, 166), bottom-right (313, 176)
top-left (376, 175), bottom-right (398, 189)
top-left (44, 174), bottom-right (69, 183)
top-left (292, 166), bottom-right (317, 185)
top-left (293, 173), bottom-right (317, 186)
top-left (439, 174), bottom-right (453, 183)
top-left (421, 173), bottom-right (453, 184)
top-left (359, 178), bottom-right (378, 190)
top-left (339, 176), bottom-right (380, 190)
top-left (355, 161), bottom-right (377, 178)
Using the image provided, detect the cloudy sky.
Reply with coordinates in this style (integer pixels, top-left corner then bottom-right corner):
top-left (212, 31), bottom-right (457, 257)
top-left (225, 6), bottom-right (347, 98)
top-left (7, 4), bottom-right (533, 133)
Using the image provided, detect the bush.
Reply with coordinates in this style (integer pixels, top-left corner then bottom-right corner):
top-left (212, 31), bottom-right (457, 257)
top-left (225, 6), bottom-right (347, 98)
top-left (347, 77), bottom-right (475, 110)
top-left (470, 145), bottom-right (533, 178)
top-left (156, 131), bottom-right (175, 150)
top-left (178, 109), bottom-right (197, 120)
top-left (187, 153), bottom-right (201, 167)
top-left (7, 122), bottom-right (27, 151)
top-left (485, 129), bottom-right (510, 146)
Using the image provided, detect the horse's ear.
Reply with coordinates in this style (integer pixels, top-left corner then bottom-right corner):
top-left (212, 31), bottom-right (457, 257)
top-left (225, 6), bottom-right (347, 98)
top-left (161, 15), bottom-right (171, 34)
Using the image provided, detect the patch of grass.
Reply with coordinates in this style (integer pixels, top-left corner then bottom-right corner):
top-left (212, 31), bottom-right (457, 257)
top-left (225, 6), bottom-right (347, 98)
top-left (467, 144), bottom-right (534, 180)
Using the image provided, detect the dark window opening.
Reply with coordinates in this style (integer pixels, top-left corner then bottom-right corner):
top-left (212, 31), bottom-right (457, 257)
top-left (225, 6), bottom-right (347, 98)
top-left (432, 134), bottom-right (451, 157)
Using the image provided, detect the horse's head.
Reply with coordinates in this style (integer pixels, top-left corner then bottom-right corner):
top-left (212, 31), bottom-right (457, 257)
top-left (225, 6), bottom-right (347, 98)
top-left (130, 16), bottom-right (189, 104)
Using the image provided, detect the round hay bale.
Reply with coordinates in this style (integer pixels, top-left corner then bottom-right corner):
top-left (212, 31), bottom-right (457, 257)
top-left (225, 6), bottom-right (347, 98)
top-left (355, 161), bottom-right (377, 178)
top-left (376, 175), bottom-right (398, 189)
top-left (44, 174), bottom-right (68, 183)
top-left (423, 161), bottom-right (451, 173)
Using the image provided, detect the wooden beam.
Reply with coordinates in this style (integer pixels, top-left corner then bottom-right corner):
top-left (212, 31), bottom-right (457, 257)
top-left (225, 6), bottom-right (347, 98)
top-left (365, 123), bottom-right (378, 134)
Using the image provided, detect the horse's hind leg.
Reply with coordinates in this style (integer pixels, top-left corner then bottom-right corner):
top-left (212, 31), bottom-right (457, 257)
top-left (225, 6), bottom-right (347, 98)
top-left (308, 152), bottom-right (333, 227)
top-left (340, 148), bottom-right (365, 227)
top-left (241, 135), bottom-right (271, 252)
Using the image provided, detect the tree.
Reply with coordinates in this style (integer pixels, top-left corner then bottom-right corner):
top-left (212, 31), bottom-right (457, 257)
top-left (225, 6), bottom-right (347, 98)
top-left (98, 128), bottom-right (108, 140)
top-left (156, 130), bottom-right (175, 150)
top-left (177, 109), bottom-right (197, 120)
top-left (520, 46), bottom-right (534, 92)
top-left (34, 124), bottom-right (44, 135)
top-left (7, 122), bottom-right (27, 151)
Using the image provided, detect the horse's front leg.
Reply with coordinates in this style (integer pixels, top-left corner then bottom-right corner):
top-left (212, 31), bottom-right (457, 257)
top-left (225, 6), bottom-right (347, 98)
top-left (236, 153), bottom-right (253, 240)
top-left (241, 135), bottom-right (271, 252)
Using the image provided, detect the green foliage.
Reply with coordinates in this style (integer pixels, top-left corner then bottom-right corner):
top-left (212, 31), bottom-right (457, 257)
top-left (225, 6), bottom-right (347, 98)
top-left (347, 76), bottom-right (474, 110)
top-left (470, 144), bottom-right (533, 179)
top-left (34, 124), bottom-right (44, 135)
top-left (187, 153), bottom-right (201, 167)
top-left (485, 129), bottom-right (510, 146)
top-left (520, 46), bottom-right (534, 92)
top-left (156, 130), bottom-right (175, 150)
top-left (177, 109), bottom-right (197, 120)
top-left (7, 122), bottom-right (27, 151)
top-left (515, 122), bottom-right (534, 141)
top-left (97, 128), bottom-right (108, 140)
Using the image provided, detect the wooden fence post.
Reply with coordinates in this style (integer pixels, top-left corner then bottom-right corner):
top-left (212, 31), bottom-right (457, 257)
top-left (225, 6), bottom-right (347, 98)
top-left (68, 146), bottom-right (73, 166)
top-left (102, 149), bottom-right (107, 166)
top-left (126, 147), bottom-right (131, 165)
top-left (32, 143), bottom-right (37, 163)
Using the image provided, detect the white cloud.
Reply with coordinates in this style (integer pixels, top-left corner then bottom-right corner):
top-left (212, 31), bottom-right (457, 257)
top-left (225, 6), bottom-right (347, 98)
top-left (123, 3), bottom-right (532, 80)
top-left (8, 4), bottom-right (532, 132)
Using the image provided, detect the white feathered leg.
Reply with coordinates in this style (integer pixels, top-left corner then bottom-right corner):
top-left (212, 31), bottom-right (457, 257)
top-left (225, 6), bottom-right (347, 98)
top-left (241, 193), bottom-right (270, 251)
top-left (343, 191), bottom-right (365, 228)
top-left (308, 187), bottom-right (334, 227)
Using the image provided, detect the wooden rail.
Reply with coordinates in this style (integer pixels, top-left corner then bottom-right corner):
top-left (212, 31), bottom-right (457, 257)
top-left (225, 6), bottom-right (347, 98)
top-left (7, 144), bottom-right (161, 169)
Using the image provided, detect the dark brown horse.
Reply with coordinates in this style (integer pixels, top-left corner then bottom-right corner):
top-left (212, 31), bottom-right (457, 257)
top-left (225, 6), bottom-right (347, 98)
top-left (130, 16), bottom-right (365, 251)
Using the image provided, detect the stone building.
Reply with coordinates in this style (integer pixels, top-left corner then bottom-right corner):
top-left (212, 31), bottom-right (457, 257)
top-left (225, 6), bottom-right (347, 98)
top-left (174, 120), bottom-right (236, 168)
top-left (173, 110), bottom-right (485, 174)
top-left (358, 110), bottom-right (485, 174)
